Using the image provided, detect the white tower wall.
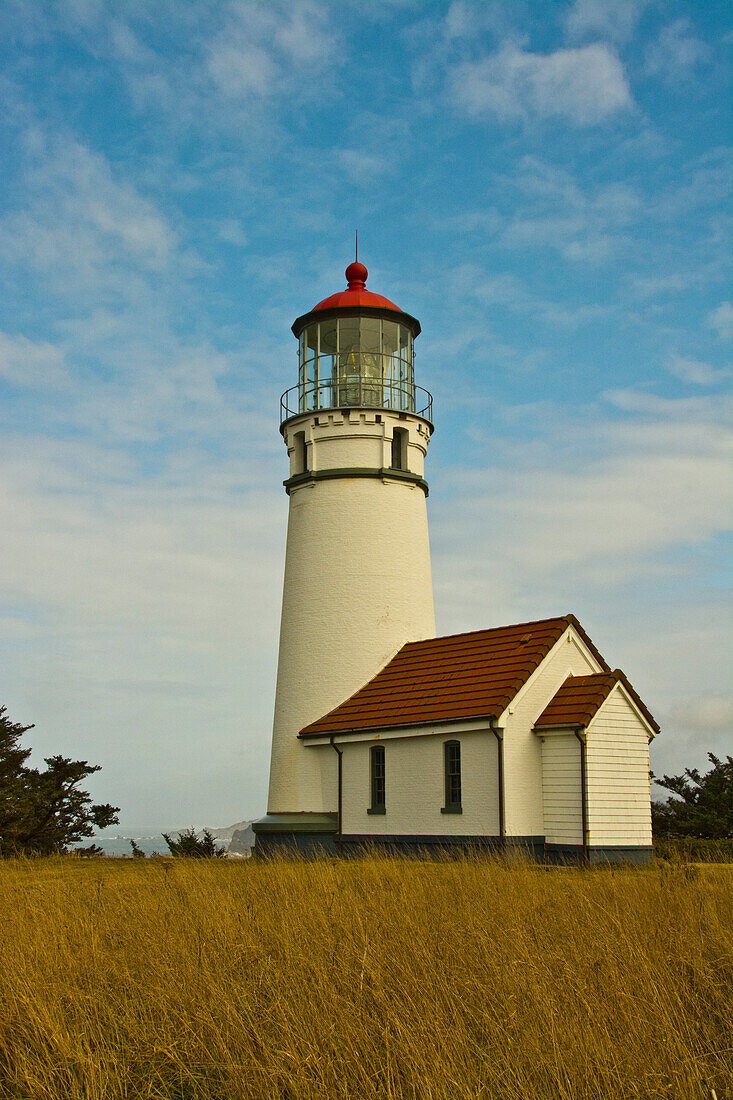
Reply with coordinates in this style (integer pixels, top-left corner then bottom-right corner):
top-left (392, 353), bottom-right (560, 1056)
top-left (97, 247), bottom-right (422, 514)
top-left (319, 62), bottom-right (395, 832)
top-left (267, 407), bottom-right (435, 814)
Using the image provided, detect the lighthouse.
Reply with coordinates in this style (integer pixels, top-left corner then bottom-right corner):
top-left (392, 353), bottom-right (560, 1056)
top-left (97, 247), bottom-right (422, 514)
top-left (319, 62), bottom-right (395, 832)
top-left (251, 256), bottom-right (659, 862)
top-left (253, 258), bottom-right (436, 852)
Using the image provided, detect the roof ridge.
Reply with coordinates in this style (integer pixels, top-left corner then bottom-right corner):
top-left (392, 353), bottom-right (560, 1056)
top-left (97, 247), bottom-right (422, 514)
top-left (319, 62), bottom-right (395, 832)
top-left (563, 671), bottom-right (618, 682)
top-left (401, 614), bottom-right (571, 648)
top-left (535, 667), bottom-right (659, 734)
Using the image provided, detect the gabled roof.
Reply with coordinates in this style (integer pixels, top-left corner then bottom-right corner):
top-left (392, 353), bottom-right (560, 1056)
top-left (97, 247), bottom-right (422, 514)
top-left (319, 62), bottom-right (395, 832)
top-left (299, 614), bottom-right (608, 738)
top-left (534, 672), bottom-right (617, 729)
top-left (534, 671), bottom-right (659, 734)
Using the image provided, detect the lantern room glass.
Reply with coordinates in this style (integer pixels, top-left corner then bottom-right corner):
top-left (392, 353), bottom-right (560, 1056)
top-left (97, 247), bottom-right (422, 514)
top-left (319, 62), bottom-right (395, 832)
top-left (297, 316), bottom-right (416, 414)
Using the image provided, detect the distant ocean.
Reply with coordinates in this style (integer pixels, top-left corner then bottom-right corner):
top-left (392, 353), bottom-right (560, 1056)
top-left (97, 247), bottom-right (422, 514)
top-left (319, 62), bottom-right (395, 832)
top-left (91, 835), bottom-right (175, 857)
top-left (84, 820), bottom-right (254, 856)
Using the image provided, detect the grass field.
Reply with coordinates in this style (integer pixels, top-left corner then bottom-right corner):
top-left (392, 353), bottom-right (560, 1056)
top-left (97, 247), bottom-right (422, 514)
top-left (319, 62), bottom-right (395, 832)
top-left (0, 855), bottom-right (730, 1099)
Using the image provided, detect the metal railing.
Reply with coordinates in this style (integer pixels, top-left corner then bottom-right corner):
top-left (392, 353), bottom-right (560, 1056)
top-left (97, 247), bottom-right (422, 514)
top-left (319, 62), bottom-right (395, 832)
top-left (280, 380), bottom-right (433, 424)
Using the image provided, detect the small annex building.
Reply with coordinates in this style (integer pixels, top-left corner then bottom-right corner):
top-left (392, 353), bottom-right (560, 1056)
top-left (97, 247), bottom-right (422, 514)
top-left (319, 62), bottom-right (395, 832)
top-left (298, 614), bottom-right (658, 862)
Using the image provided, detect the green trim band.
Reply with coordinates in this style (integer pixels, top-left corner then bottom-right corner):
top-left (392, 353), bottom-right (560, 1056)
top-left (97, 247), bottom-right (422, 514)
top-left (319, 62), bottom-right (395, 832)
top-left (252, 812), bottom-right (338, 836)
top-left (285, 467), bottom-right (429, 496)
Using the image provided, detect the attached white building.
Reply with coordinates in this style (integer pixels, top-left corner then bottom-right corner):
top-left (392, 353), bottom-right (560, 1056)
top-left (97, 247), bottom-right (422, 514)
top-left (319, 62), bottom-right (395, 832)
top-left (294, 614), bottom-right (658, 862)
top-left (252, 260), bottom-right (659, 863)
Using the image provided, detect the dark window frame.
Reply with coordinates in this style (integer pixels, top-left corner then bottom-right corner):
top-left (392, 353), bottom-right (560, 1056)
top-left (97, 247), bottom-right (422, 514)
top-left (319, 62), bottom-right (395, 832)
top-left (442, 740), bottom-right (462, 813)
top-left (368, 744), bottom-right (386, 814)
top-left (390, 427), bottom-right (408, 471)
top-left (293, 430), bottom-right (308, 474)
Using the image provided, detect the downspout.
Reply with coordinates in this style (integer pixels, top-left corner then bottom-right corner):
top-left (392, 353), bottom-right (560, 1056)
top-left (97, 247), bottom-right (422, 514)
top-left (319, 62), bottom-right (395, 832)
top-left (574, 728), bottom-right (589, 865)
top-left (490, 721), bottom-right (505, 850)
top-left (329, 735), bottom-right (343, 858)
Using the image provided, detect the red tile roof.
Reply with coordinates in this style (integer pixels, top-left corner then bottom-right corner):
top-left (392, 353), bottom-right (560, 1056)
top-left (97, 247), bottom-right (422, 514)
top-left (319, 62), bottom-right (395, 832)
top-left (534, 673), bottom-right (617, 728)
top-left (299, 614), bottom-right (609, 737)
top-left (535, 670), bottom-right (659, 733)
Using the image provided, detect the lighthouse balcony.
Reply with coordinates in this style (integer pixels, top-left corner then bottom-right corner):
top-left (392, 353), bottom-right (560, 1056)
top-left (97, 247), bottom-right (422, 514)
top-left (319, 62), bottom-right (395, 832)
top-left (280, 379), bottom-right (433, 427)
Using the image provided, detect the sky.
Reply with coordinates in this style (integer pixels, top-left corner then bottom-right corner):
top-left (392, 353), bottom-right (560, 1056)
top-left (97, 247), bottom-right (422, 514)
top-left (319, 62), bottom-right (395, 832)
top-left (1, 0), bottom-right (730, 833)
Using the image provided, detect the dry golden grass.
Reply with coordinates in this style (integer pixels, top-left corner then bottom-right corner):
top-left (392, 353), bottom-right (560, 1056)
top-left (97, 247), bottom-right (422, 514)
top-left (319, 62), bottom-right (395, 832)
top-left (0, 855), bottom-right (730, 1099)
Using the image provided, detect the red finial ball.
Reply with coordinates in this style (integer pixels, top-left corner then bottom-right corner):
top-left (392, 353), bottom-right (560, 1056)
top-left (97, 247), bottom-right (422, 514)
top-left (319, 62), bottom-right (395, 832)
top-left (345, 261), bottom-right (368, 288)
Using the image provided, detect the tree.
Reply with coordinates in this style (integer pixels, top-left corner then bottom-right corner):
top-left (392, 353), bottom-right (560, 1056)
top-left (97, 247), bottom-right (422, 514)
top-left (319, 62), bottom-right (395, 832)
top-left (652, 753), bottom-right (733, 840)
top-left (0, 706), bottom-right (119, 856)
top-left (162, 827), bottom-right (226, 858)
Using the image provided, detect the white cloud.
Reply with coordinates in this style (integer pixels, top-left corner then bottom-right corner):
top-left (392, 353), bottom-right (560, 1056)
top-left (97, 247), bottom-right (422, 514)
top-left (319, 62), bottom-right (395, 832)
top-left (494, 158), bottom-right (640, 263)
top-left (500, 214), bottom-right (617, 262)
top-left (432, 390), bottom-right (732, 613)
top-left (0, 125), bottom-right (284, 449)
top-left (450, 263), bottom-right (610, 329)
top-left (629, 263), bottom-right (724, 299)
top-left (565, 0), bottom-right (647, 44)
top-left (655, 693), bottom-right (733, 781)
top-left (1, 433), bottom-right (285, 828)
top-left (45, 313), bottom-right (277, 447)
top-left (441, 209), bottom-right (503, 235)
top-left (0, 126), bottom-right (274, 451)
top-left (439, 0), bottom-right (517, 43)
top-left (0, 331), bottom-right (69, 389)
top-left (337, 149), bottom-right (392, 183)
top-left (451, 42), bottom-right (633, 125)
top-left (651, 149), bottom-right (731, 222)
top-left (273, 3), bottom-right (336, 65)
top-left (674, 694), bottom-right (733, 736)
top-left (666, 355), bottom-right (728, 387)
top-left (39, 3), bottom-right (341, 137)
top-left (205, 1), bottom-right (339, 101)
top-left (443, 1), bottom-right (476, 41)
top-left (645, 19), bottom-right (710, 81)
top-left (708, 301), bottom-right (733, 341)
top-left (216, 219), bottom-right (248, 246)
top-left (207, 42), bottom-right (278, 97)
top-left (109, 19), bottom-right (157, 66)
top-left (0, 132), bottom-right (178, 300)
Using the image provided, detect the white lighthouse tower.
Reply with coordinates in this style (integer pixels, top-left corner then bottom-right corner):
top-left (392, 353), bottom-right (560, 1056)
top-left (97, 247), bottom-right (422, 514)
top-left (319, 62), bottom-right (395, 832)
top-left (253, 257), bottom-right (436, 852)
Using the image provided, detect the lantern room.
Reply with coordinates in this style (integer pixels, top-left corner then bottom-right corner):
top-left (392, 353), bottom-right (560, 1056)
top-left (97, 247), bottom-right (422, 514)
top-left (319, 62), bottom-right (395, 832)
top-left (282, 261), bottom-right (432, 424)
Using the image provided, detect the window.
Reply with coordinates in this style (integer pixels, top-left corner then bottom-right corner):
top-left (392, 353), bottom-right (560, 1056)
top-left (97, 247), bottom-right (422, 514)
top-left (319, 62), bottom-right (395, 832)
top-left (368, 744), bottom-right (385, 814)
top-left (293, 431), bottom-right (307, 475)
top-left (304, 326), bottom-right (317, 408)
top-left (295, 317), bottom-right (416, 415)
top-left (399, 325), bottom-right (413, 410)
top-left (443, 740), bottom-right (462, 813)
top-left (390, 428), bottom-right (408, 471)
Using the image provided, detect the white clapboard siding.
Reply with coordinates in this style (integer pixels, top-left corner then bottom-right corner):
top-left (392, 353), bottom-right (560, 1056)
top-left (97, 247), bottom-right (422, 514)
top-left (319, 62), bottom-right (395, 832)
top-left (587, 687), bottom-right (652, 846)
top-left (502, 627), bottom-right (600, 837)
top-left (541, 734), bottom-right (583, 845)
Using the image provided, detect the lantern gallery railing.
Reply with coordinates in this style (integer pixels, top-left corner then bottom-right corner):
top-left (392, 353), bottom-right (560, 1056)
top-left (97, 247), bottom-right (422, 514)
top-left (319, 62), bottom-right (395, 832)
top-left (280, 381), bottom-right (433, 424)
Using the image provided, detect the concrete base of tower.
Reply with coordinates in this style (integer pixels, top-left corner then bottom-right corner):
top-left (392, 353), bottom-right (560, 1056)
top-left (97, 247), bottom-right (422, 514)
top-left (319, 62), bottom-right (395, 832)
top-left (252, 812), bottom-right (338, 857)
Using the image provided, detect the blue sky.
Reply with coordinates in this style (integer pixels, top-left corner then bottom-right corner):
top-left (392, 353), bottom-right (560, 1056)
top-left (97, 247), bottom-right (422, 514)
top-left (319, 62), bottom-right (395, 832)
top-left (1, 0), bottom-right (730, 831)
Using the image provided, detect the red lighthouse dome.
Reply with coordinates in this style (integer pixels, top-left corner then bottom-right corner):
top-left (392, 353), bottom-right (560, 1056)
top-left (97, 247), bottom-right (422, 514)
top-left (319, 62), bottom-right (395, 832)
top-left (291, 258), bottom-right (421, 338)
top-left (310, 261), bottom-right (403, 313)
